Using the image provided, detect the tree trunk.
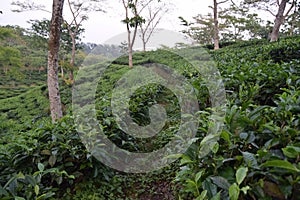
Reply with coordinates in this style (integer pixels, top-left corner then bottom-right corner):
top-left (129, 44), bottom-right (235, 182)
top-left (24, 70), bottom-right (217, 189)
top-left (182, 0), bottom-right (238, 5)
top-left (142, 37), bottom-right (146, 52)
top-left (270, 0), bottom-right (288, 42)
top-left (124, 0), bottom-right (133, 68)
top-left (47, 0), bottom-right (64, 123)
top-left (289, 4), bottom-right (297, 36)
top-left (128, 47), bottom-right (133, 67)
top-left (61, 65), bottom-right (64, 79)
top-left (141, 27), bottom-right (147, 52)
top-left (213, 0), bottom-right (219, 50)
top-left (69, 34), bottom-right (76, 81)
top-left (127, 29), bottom-right (133, 68)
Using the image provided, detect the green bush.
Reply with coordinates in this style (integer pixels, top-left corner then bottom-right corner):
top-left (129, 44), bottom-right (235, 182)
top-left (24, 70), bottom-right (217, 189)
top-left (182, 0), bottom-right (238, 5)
top-left (0, 35), bottom-right (300, 199)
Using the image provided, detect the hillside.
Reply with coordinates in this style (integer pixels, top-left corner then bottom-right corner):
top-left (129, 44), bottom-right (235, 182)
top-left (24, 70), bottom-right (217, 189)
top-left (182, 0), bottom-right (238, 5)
top-left (0, 36), bottom-right (299, 199)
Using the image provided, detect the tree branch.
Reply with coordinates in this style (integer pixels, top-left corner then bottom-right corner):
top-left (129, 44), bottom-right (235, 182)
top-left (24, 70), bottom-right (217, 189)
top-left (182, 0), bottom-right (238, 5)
top-left (217, 0), bottom-right (229, 5)
top-left (260, 6), bottom-right (276, 16)
top-left (11, 0), bottom-right (51, 13)
top-left (284, 0), bottom-right (296, 17)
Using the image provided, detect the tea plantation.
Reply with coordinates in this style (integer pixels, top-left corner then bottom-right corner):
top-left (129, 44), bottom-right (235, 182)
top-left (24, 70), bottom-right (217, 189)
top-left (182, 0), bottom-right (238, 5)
top-left (0, 36), bottom-right (299, 199)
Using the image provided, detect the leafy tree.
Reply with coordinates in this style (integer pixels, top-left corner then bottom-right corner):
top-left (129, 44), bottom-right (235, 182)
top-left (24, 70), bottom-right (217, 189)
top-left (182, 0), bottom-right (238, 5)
top-left (0, 27), bottom-right (14, 40)
top-left (283, 1), bottom-right (300, 36)
top-left (28, 19), bottom-right (84, 80)
top-left (47, 0), bottom-right (65, 123)
top-left (221, 4), bottom-right (268, 40)
top-left (180, 14), bottom-right (216, 45)
top-left (64, 0), bottom-right (105, 82)
top-left (0, 46), bottom-right (22, 74)
top-left (0, 25), bottom-right (48, 74)
top-left (180, 1), bottom-right (271, 44)
top-left (243, 0), bottom-right (297, 41)
top-left (122, 0), bottom-right (145, 68)
top-left (0, 26), bottom-right (24, 80)
top-left (12, 0), bottom-right (106, 83)
top-left (12, 0), bottom-right (49, 13)
top-left (121, 0), bottom-right (167, 66)
top-left (179, 7), bottom-right (230, 46)
top-left (213, 0), bottom-right (230, 50)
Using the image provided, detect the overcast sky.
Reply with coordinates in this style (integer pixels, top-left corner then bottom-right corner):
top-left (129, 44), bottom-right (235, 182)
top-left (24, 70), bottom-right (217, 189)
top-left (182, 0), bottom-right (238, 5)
top-left (0, 0), bottom-right (213, 44)
top-left (0, 0), bottom-right (274, 46)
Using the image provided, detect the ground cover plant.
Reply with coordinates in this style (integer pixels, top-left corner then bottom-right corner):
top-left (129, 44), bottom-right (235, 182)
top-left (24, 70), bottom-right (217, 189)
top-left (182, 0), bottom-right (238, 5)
top-left (0, 35), bottom-right (299, 199)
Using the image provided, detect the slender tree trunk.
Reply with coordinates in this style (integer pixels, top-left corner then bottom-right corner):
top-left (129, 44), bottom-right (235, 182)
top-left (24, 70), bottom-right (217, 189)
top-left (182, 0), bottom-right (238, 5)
top-left (47, 0), bottom-right (64, 123)
top-left (69, 34), bottom-right (76, 81)
top-left (270, 0), bottom-right (288, 42)
top-left (128, 24), bottom-right (138, 67)
top-left (128, 45), bottom-right (133, 68)
top-left (61, 65), bottom-right (64, 79)
top-left (142, 35), bottom-right (146, 52)
top-left (289, 3), bottom-right (297, 36)
top-left (140, 27), bottom-right (147, 51)
top-left (127, 28), bottom-right (133, 68)
top-left (124, 0), bottom-right (133, 68)
top-left (213, 0), bottom-right (219, 50)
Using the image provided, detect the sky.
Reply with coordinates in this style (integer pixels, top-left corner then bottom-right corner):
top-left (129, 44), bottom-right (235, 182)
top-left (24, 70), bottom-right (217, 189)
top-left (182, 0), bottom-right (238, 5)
top-left (0, 0), bottom-right (213, 44)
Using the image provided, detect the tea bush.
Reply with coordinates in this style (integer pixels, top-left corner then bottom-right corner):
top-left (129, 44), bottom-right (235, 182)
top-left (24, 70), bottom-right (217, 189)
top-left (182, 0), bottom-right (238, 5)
top-left (0, 35), bottom-right (299, 199)
top-left (175, 37), bottom-right (300, 200)
top-left (0, 116), bottom-right (110, 199)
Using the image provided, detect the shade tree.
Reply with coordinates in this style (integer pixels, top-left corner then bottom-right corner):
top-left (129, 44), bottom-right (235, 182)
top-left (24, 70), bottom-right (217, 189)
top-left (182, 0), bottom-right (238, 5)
top-left (12, 0), bottom-right (106, 83)
top-left (243, 0), bottom-right (297, 41)
top-left (47, 0), bottom-right (65, 122)
top-left (63, 0), bottom-right (106, 82)
top-left (282, 1), bottom-right (300, 36)
top-left (122, 0), bottom-right (145, 68)
top-left (121, 0), bottom-right (169, 67)
top-left (138, 0), bottom-right (171, 51)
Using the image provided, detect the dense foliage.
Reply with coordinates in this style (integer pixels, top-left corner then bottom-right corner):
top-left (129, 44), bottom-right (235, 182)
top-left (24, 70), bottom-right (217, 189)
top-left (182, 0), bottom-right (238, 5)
top-left (0, 27), bottom-right (299, 199)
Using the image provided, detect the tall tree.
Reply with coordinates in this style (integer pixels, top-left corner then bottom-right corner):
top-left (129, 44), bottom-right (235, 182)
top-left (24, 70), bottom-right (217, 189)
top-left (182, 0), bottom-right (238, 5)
top-left (243, 0), bottom-right (296, 41)
top-left (48, 0), bottom-right (65, 122)
top-left (221, 3), bottom-right (267, 40)
top-left (28, 19), bottom-right (84, 80)
top-left (138, 0), bottom-right (170, 51)
top-left (179, 14), bottom-right (216, 45)
top-left (283, 1), bottom-right (300, 35)
top-left (0, 46), bottom-right (22, 74)
top-left (64, 0), bottom-right (105, 82)
top-left (213, 0), bottom-right (229, 50)
top-left (122, 0), bottom-right (145, 68)
top-left (270, 0), bottom-right (295, 41)
top-left (12, 0), bottom-right (105, 82)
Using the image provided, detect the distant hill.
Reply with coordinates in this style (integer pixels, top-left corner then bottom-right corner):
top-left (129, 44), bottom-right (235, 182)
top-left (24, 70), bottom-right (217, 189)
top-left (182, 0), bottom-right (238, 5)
top-left (104, 28), bottom-right (192, 50)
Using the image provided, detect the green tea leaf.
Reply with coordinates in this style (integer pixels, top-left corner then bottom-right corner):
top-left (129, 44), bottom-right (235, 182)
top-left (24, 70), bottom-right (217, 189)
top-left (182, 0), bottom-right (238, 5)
top-left (196, 190), bottom-right (207, 200)
top-left (14, 197), bottom-right (26, 200)
top-left (242, 151), bottom-right (259, 169)
top-left (241, 186), bottom-right (250, 194)
top-left (34, 185), bottom-right (39, 196)
top-left (202, 179), bottom-right (217, 197)
top-left (195, 170), bottom-right (204, 183)
top-left (282, 146), bottom-right (300, 159)
top-left (48, 155), bottom-right (57, 167)
top-left (37, 163), bottom-right (44, 172)
top-left (261, 160), bottom-right (300, 172)
top-left (236, 167), bottom-right (248, 185)
top-left (16, 172), bottom-right (25, 179)
top-left (229, 183), bottom-right (240, 200)
top-left (25, 175), bottom-right (37, 187)
top-left (210, 176), bottom-right (231, 190)
top-left (211, 192), bottom-right (221, 200)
